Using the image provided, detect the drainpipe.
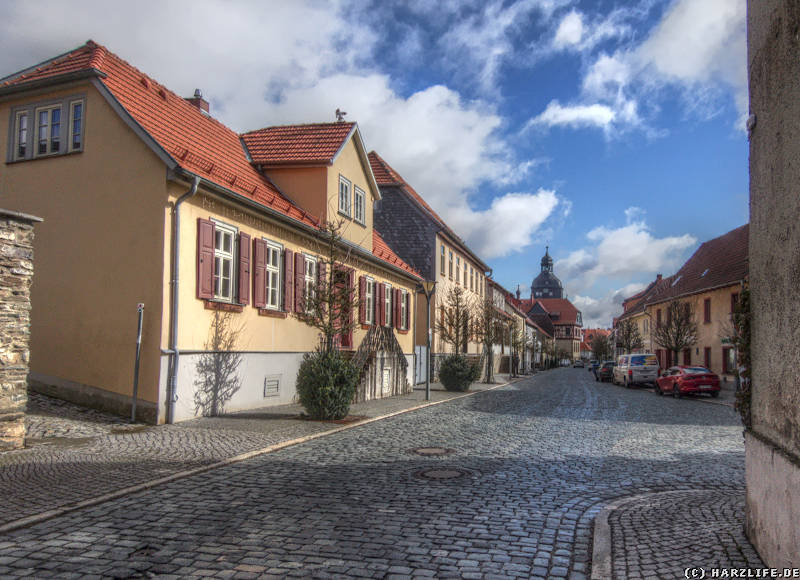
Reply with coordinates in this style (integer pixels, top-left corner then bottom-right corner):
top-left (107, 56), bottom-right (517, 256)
top-left (166, 175), bottom-right (201, 424)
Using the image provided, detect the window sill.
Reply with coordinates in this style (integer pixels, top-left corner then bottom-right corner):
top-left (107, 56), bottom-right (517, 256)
top-left (258, 308), bottom-right (288, 318)
top-left (204, 300), bottom-right (243, 313)
top-left (337, 210), bottom-right (352, 220)
top-left (6, 149), bottom-right (83, 165)
top-left (354, 219), bottom-right (366, 228)
top-left (361, 323), bottom-right (372, 330)
top-left (397, 329), bottom-right (409, 335)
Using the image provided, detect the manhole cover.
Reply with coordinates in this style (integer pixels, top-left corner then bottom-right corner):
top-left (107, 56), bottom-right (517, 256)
top-left (416, 468), bottom-right (471, 480)
top-left (408, 446), bottom-right (455, 456)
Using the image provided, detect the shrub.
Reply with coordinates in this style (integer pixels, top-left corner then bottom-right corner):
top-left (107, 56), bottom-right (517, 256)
top-left (438, 354), bottom-right (480, 392)
top-left (296, 348), bottom-right (359, 420)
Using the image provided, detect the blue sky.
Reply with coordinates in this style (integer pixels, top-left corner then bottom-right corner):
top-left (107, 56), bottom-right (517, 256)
top-left (0, 0), bottom-right (748, 327)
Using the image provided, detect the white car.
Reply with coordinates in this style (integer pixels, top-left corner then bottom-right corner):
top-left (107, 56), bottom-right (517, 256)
top-left (613, 353), bottom-right (660, 387)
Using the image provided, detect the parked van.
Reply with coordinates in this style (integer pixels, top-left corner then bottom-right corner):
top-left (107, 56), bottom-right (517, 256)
top-left (613, 353), bottom-right (660, 387)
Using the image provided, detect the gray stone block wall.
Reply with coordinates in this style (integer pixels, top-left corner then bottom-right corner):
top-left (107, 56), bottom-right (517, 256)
top-left (0, 209), bottom-right (41, 450)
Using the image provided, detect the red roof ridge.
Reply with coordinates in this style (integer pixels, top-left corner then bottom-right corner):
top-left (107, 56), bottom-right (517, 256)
top-left (241, 121), bottom-right (356, 136)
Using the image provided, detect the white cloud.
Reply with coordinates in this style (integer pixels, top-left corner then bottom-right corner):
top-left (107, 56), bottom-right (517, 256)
top-left (527, 101), bottom-right (617, 131)
top-left (572, 282), bottom-right (646, 327)
top-left (558, 212), bottom-right (696, 292)
top-left (531, 0), bottom-right (747, 136)
top-left (553, 11), bottom-right (584, 49)
top-left (446, 190), bottom-right (560, 259)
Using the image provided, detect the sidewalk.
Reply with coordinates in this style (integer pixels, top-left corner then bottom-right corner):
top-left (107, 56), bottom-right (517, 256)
top-left (0, 375), bottom-right (517, 532)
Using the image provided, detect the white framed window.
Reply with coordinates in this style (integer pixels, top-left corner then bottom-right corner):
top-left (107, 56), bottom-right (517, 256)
top-left (213, 221), bottom-right (237, 302)
top-left (35, 105), bottom-right (61, 156)
top-left (448, 251), bottom-right (453, 279)
top-left (266, 241), bottom-right (282, 309)
top-left (470, 267), bottom-right (474, 291)
top-left (456, 257), bottom-right (461, 285)
top-left (400, 289), bottom-right (408, 330)
top-left (353, 186), bottom-right (365, 225)
top-left (338, 175), bottom-right (351, 217)
top-left (69, 100), bottom-right (84, 152)
top-left (9, 95), bottom-right (85, 162)
top-left (464, 262), bottom-right (468, 288)
top-left (304, 255), bottom-right (317, 312)
top-left (365, 277), bottom-right (375, 325)
top-left (13, 111), bottom-right (28, 160)
top-left (384, 283), bottom-right (392, 327)
top-left (440, 245), bottom-right (446, 276)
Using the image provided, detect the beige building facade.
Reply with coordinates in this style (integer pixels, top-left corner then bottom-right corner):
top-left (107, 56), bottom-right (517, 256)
top-left (0, 41), bottom-right (420, 423)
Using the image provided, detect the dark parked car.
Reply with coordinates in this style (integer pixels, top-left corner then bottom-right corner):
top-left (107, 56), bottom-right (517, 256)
top-left (595, 361), bottom-right (615, 382)
top-left (573, 360), bottom-right (585, 368)
top-left (655, 366), bottom-right (721, 398)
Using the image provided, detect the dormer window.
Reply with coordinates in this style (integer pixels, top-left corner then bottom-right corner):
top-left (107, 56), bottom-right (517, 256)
top-left (9, 95), bottom-right (85, 162)
top-left (338, 175), bottom-right (351, 217)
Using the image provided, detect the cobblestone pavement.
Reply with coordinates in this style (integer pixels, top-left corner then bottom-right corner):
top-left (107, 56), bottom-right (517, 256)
top-left (609, 490), bottom-right (762, 579)
top-left (0, 369), bottom-right (756, 578)
top-left (2, 380), bottom-right (507, 527)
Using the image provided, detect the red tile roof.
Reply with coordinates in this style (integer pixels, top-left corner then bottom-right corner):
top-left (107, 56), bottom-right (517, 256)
top-left (372, 231), bottom-right (421, 279)
top-left (242, 123), bottom-right (356, 166)
top-left (646, 224), bottom-right (748, 305)
top-left (532, 298), bottom-right (581, 326)
top-left (2, 41), bottom-right (418, 280)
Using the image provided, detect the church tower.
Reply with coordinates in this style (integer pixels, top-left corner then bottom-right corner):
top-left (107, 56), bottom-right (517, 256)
top-left (531, 246), bottom-right (564, 299)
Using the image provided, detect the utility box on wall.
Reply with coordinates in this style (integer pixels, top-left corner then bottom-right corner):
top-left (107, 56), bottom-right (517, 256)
top-left (0, 209), bottom-right (41, 451)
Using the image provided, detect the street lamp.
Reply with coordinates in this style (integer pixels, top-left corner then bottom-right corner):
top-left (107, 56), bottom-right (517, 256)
top-left (418, 280), bottom-right (436, 401)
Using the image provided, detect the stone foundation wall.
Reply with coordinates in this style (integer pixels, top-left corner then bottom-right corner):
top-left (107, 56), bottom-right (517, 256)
top-left (0, 209), bottom-right (41, 451)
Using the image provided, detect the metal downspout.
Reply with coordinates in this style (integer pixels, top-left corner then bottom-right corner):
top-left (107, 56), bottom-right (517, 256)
top-left (167, 175), bottom-right (200, 424)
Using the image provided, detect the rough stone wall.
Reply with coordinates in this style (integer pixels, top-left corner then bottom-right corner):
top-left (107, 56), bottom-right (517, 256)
top-left (0, 210), bottom-right (39, 450)
top-left (746, 0), bottom-right (800, 566)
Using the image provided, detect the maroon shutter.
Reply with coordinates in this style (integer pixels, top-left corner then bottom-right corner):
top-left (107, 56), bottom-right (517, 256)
top-left (318, 261), bottom-right (327, 317)
top-left (253, 238), bottom-right (267, 309)
top-left (197, 218), bottom-right (215, 299)
top-left (294, 253), bottom-right (305, 312)
top-left (358, 276), bottom-right (366, 324)
top-left (378, 283), bottom-right (385, 326)
top-left (283, 249), bottom-right (293, 312)
top-left (238, 232), bottom-right (251, 305)
top-left (393, 289), bottom-right (401, 329)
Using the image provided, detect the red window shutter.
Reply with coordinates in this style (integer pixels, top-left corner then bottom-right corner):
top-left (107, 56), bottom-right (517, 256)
top-left (283, 249), bottom-right (293, 312)
top-left (704, 298), bottom-right (711, 323)
top-left (378, 283), bottom-right (385, 326)
top-left (196, 218), bottom-right (215, 299)
top-left (358, 276), bottom-right (366, 324)
top-left (238, 232), bottom-right (251, 305)
top-left (344, 269), bottom-right (355, 347)
top-left (253, 238), bottom-right (267, 309)
top-left (294, 253), bottom-right (305, 312)
top-left (318, 261), bottom-right (327, 297)
top-left (704, 347), bottom-right (711, 369)
top-left (683, 348), bottom-right (691, 365)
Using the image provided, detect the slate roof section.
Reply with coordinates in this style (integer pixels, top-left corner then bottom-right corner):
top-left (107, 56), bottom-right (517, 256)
top-left (1, 40), bottom-right (416, 280)
top-left (646, 224), bottom-right (749, 305)
top-left (368, 151), bottom-right (489, 272)
top-left (241, 123), bottom-right (356, 166)
top-left (372, 231), bottom-right (421, 279)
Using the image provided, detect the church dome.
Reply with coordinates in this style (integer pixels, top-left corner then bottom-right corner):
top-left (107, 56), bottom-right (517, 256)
top-left (531, 247), bottom-right (563, 299)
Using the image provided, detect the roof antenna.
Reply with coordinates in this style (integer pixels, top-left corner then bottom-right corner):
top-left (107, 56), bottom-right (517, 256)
top-left (335, 108), bottom-right (347, 122)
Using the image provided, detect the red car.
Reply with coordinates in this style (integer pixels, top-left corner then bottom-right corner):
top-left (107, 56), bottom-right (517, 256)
top-left (655, 366), bottom-right (721, 398)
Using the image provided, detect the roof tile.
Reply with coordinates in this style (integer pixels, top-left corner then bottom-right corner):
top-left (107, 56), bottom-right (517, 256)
top-left (242, 123), bottom-right (356, 166)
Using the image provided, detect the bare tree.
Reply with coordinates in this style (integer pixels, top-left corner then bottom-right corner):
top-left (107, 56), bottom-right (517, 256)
top-left (616, 318), bottom-right (644, 354)
top-left (193, 310), bottom-right (244, 417)
top-left (653, 300), bottom-right (698, 366)
top-left (436, 285), bottom-right (474, 355)
top-left (591, 333), bottom-right (613, 361)
top-left (509, 321), bottom-right (528, 377)
top-left (294, 220), bottom-right (361, 354)
top-left (474, 296), bottom-right (500, 382)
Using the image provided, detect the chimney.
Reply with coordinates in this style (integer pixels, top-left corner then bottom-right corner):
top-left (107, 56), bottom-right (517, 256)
top-left (186, 88), bottom-right (209, 113)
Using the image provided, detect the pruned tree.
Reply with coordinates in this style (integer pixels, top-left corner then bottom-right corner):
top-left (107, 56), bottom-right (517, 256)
top-left (474, 296), bottom-right (500, 382)
top-left (591, 333), bottom-right (613, 361)
top-left (616, 318), bottom-right (644, 354)
top-left (509, 321), bottom-right (529, 377)
top-left (436, 285), bottom-right (474, 355)
top-left (294, 219), bottom-right (361, 354)
top-left (193, 310), bottom-right (244, 417)
top-left (653, 300), bottom-right (698, 366)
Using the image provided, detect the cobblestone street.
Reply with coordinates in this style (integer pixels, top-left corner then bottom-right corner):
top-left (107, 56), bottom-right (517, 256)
top-left (0, 369), bottom-right (761, 578)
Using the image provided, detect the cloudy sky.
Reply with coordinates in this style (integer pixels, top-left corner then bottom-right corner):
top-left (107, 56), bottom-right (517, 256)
top-left (0, 0), bottom-right (748, 327)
